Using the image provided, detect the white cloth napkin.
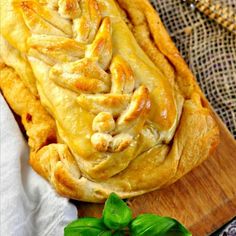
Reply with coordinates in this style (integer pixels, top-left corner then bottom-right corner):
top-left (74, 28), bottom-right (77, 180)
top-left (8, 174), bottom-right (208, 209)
top-left (0, 95), bottom-right (77, 236)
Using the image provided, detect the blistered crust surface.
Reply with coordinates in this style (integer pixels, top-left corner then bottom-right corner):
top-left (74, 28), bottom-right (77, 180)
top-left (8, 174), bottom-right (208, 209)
top-left (0, 0), bottom-right (219, 202)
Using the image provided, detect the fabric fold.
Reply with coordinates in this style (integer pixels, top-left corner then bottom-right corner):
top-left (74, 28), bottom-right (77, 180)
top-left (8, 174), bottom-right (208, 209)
top-left (0, 95), bottom-right (77, 236)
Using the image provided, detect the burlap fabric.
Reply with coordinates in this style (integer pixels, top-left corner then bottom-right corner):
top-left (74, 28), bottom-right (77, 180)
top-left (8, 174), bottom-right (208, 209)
top-left (150, 0), bottom-right (236, 138)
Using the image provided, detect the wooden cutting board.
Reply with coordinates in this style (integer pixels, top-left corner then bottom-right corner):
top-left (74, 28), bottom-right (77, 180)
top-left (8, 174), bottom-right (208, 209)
top-left (76, 113), bottom-right (236, 236)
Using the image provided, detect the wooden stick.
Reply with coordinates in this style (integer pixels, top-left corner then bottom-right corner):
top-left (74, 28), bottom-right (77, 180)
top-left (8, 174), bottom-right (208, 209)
top-left (185, 0), bottom-right (236, 34)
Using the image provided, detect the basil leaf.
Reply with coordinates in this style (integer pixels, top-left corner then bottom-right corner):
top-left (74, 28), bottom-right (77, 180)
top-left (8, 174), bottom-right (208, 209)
top-left (102, 192), bottom-right (132, 230)
top-left (64, 227), bottom-right (112, 236)
top-left (64, 217), bottom-right (112, 236)
top-left (65, 217), bottom-right (106, 228)
top-left (129, 214), bottom-right (192, 236)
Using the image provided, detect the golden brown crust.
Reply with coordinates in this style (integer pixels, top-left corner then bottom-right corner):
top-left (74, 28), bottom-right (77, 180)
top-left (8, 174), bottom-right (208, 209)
top-left (0, 0), bottom-right (219, 202)
top-left (116, 0), bottom-right (196, 97)
top-left (0, 35), bottom-right (38, 96)
top-left (0, 62), bottom-right (57, 151)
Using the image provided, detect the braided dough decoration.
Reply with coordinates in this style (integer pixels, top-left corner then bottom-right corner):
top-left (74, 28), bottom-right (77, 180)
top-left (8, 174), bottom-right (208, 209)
top-left (0, 0), bottom-right (219, 202)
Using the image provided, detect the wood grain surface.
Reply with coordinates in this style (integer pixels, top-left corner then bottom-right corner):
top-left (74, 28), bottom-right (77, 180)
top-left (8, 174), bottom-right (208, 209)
top-left (76, 114), bottom-right (236, 236)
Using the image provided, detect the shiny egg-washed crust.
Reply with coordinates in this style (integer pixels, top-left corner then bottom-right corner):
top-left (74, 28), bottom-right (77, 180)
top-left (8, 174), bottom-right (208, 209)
top-left (0, 0), bottom-right (219, 202)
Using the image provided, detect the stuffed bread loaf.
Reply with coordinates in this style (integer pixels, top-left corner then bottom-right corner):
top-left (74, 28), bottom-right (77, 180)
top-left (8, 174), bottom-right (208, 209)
top-left (0, 0), bottom-right (219, 202)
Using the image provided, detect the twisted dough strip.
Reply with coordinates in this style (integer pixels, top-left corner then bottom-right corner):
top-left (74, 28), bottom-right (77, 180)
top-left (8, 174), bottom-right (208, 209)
top-left (110, 55), bottom-right (135, 94)
top-left (73, 0), bottom-right (101, 43)
top-left (19, 0), bottom-right (72, 36)
top-left (49, 58), bottom-right (111, 93)
top-left (28, 35), bottom-right (86, 65)
top-left (85, 17), bottom-right (112, 70)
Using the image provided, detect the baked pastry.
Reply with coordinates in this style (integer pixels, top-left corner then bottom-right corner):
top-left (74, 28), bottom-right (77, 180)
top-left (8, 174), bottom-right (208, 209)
top-left (0, 0), bottom-right (219, 202)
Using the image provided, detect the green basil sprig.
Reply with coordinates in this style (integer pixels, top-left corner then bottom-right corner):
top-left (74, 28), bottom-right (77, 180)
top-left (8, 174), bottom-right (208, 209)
top-left (64, 193), bottom-right (192, 236)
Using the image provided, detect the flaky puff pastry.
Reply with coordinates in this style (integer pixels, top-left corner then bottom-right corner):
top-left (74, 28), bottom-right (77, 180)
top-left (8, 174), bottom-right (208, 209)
top-left (0, 0), bottom-right (219, 202)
